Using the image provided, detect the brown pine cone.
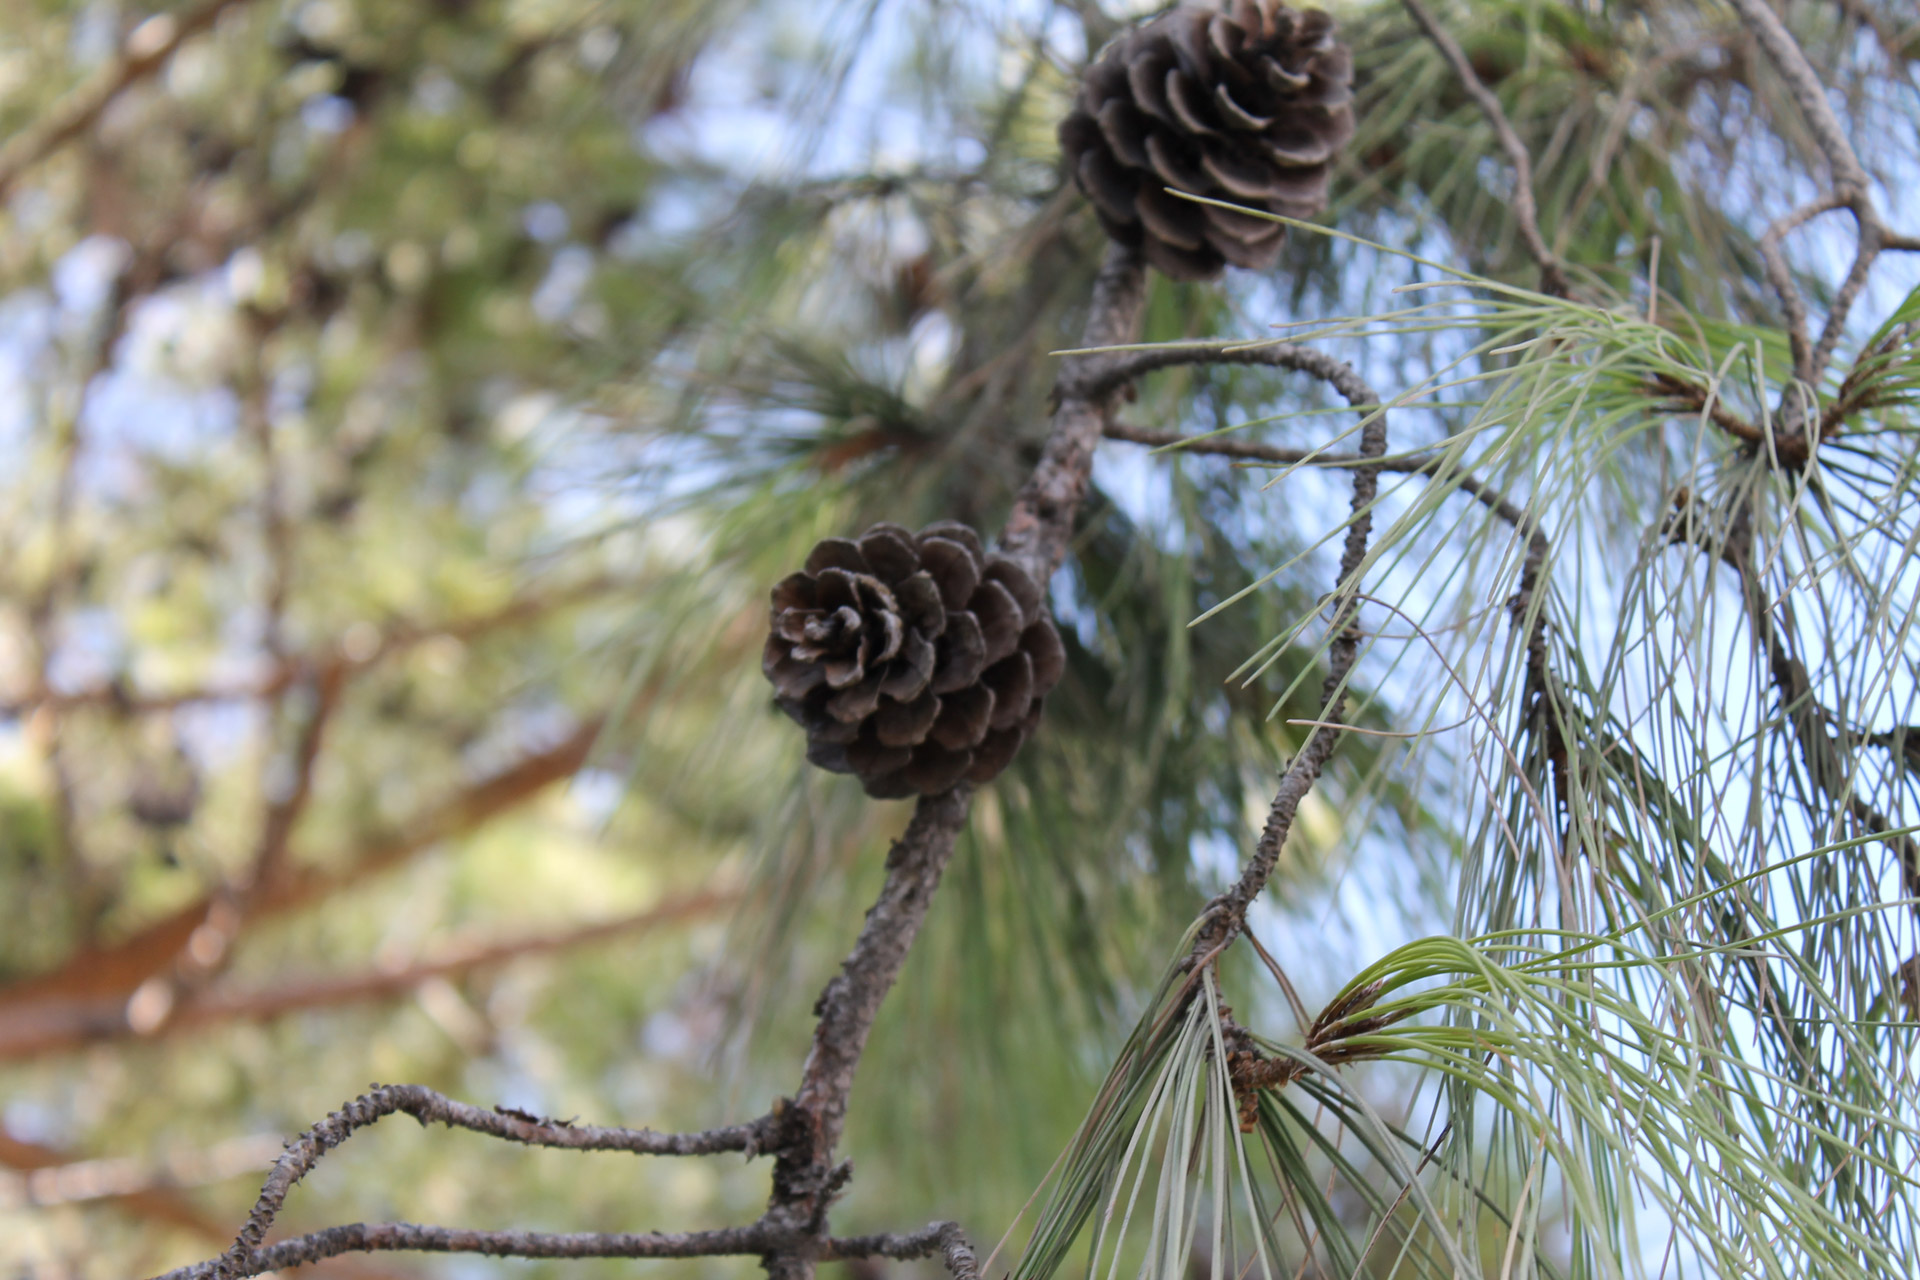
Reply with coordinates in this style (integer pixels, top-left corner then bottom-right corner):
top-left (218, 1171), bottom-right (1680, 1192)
top-left (764, 522), bottom-right (1065, 798)
top-left (1059, 0), bottom-right (1354, 281)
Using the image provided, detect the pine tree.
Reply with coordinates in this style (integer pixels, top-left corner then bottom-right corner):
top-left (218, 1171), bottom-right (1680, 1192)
top-left (1, 2), bottom-right (1917, 1278)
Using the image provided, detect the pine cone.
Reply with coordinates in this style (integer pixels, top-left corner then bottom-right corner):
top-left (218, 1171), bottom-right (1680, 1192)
top-left (1059, 0), bottom-right (1354, 281)
top-left (764, 522), bottom-right (1065, 798)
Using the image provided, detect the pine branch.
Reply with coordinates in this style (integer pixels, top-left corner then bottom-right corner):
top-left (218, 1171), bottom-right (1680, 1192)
top-left (1072, 340), bottom-right (1376, 406)
top-left (1722, 0), bottom-right (1916, 394)
top-left (1399, 0), bottom-right (1569, 298)
top-left (827, 1220), bottom-right (979, 1276)
top-left (999, 244), bottom-right (1150, 586)
top-left (1190, 352), bottom-right (1390, 952)
top-left (762, 242), bottom-right (1147, 1280)
top-left (1723, 0), bottom-right (1868, 193)
top-left (158, 1084), bottom-right (778, 1280)
top-left (761, 786), bottom-right (974, 1267)
top-left (155, 1220), bottom-right (982, 1280)
top-left (166, 1222), bottom-right (786, 1280)
top-left (1101, 422), bottom-right (1536, 537)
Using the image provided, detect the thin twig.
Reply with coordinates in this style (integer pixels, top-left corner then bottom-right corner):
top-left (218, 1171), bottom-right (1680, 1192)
top-left (165, 1222), bottom-right (789, 1280)
top-left (1647, 374), bottom-right (1773, 451)
top-left (1102, 420), bottom-right (1537, 537)
top-left (1399, 0), bottom-right (1569, 298)
top-left (1756, 192), bottom-right (1852, 382)
top-left (1723, 0), bottom-right (1868, 192)
top-left (248, 664), bottom-right (344, 897)
top-left (178, 1084), bottom-right (777, 1280)
top-left (158, 1218), bottom-right (983, 1280)
top-left (1072, 339), bottom-right (1374, 405)
top-left (1809, 221), bottom-right (1887, 380)
top-left (827, 1220), bottom-right (981, 1279)
top-left (1193, 352), bottom-right (1391, 952)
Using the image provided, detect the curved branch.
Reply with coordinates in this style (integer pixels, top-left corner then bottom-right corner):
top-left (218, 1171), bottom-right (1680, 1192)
top-left (1809, 221), bottom-right (1886, 381)
top-left (827, 1220), bottom-right (980, 1279)
top-left (1102, 421), bottom-right (1538, 540)
top-left (183, 1084), bottom-right (775, 1280)
top-left (1723, 0), bottom-right (1868, 193)
top-left (1072, 341), bottom-right (1374, 410)
top-left (1191, 354), bottom-right (1391, 951)
top-left (1399, 0), bottom-right (1569, 297)
top-left (159, 1222), bottom-right (786, 1280)
top-left (1757, 193), bottom-right (1852, 382)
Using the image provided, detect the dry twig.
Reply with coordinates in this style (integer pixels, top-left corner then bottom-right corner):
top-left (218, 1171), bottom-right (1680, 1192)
top-left (1187, 351), bottom-right (1390, 953)
top-left (1722, 0), bottom-right (1916, 400)
top-left (1399, 0), bottom-right (1569, 298)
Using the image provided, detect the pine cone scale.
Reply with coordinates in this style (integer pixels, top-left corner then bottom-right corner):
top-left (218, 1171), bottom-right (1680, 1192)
top-left (971, 580), bottom-right (1025, 665)
top-left (982, 652), bottom-right (1033, 729)
top-left (1145, 136), bottom-right (1210, 198)
top-left (1079, 149), bottom-right (1140, 226)
top-left (804, 537), bottom-right (867, 576)
top-left (1214, 85), bottom-right (1273, 130)
top-left (857, 526), bottom-right (920, 581)
top-left (931, 611), bottom-right (986, 695)
top-left (876, 631), bottom-right (935, 701)
top-left (930, 685), bottom-right (995, 750)
top-left (983, 559), bottom-right (1043, 625)
top-left (874, 691), bottom-right (940, 746)
top-left (919, 537), bottom-right (980, 609)
top-left (894, 572), bottom-right (946, 639)
top-left (1097, 101), bottom-right (1151, 169)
